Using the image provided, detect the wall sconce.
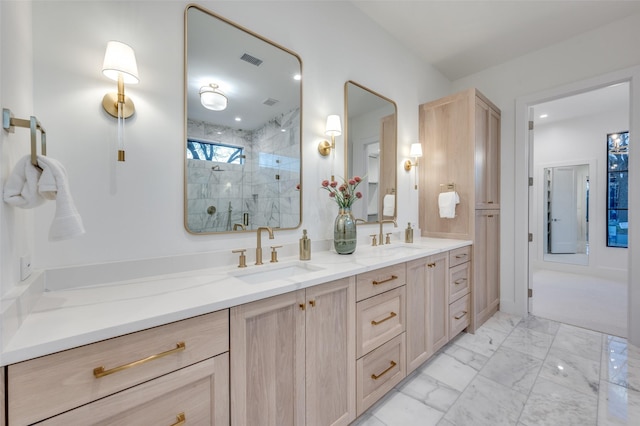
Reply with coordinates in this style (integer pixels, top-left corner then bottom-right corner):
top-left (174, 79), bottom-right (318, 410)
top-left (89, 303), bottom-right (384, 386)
top-left (405, 142), bottom-right (423, 189)
top-left (102, 40), bottom-right (139, 162)
top-left (318, 114), bottom-right (342, 156)
top-left (199, 84), bottom-right (228, 111)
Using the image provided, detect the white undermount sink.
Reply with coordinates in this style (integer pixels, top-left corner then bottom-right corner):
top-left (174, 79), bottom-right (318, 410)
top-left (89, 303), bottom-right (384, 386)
top-left (231, 261), bottom-right (325, 284)
top-left (374, 244), bottom-right (425, 256)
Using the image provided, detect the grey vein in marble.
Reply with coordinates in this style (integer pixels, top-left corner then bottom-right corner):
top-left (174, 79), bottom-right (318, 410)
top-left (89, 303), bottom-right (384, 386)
top-left (421, 352), bottom-right (479, 392)
top-left (552, 323), bottom-right (603, 362)
top-left (443, 342), bottom-right (490, 371)
top-left (479, 346), bottom-right (543, 395)
top-left (501, 325), bottom-right (555, 360)
top-left (480, 311), bottom-right (521, 334)
top-left (517, 315), bottom-right (561, 336)
top-left (366, 390), bottom-right (444, 426)
top-left (519, 376), bottom-right (597, 426)
top-left (397, 370), bottom-right (460, 412)
top-left (540, 347), bottom-right (600, 396)
top-left (443, 375), bottom-right (527, 426)
top-left (598, 379), bottom-right (640, 425)
top-left (453, 325), bottom-right (509, 358)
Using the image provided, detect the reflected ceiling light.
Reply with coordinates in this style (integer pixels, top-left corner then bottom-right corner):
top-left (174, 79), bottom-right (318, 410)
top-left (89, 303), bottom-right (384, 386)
top-left (539, 114), bottom-right (548, 119)
top-left (293, 74), bottom-right (302, 81)
top-left (199, 84), bottom-right (228, 111)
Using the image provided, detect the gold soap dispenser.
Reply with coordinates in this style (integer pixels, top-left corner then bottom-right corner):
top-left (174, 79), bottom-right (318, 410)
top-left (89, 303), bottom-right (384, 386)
top-left (300, 229), bottom-right (311, 260)
top-left (405, 222), bottom-right (414, 243)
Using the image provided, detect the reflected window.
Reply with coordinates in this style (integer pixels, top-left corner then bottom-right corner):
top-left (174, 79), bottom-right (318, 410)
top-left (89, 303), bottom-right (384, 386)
top-left (607, 131), bottom-right (629, 248)
top-left (187, 138), bottom-right (244, 164)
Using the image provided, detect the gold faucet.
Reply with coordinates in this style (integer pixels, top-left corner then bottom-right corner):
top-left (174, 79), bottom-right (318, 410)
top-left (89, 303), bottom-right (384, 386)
top-left (255, 226), bottom-right (274, 265)
top-left (233, 223), bottom-right (246, 231)
top-left (379, 219), bottom-right (397, 245)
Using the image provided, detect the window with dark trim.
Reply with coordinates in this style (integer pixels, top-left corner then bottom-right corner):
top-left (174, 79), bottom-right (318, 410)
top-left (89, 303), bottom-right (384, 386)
top-left (187, 138), bottom-right (244, 164)
top-left (607, 131), bottom-right (629, 248)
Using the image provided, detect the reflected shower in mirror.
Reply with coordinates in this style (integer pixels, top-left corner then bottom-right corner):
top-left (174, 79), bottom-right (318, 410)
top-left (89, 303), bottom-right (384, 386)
top-left (185, 5), bottom-right (302, 234)
top-left (344, 81), bottom-right (397, 223)
top-left (543, 164), bottom-right (590, 266)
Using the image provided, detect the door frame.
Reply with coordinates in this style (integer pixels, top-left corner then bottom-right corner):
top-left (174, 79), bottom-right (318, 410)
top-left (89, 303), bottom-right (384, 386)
top-left (514, 66), bottom-right (640, 345)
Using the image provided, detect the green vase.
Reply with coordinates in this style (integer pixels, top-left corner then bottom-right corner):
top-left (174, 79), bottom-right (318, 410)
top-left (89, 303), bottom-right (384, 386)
top-left (334, 208), bottom-right (357, 254)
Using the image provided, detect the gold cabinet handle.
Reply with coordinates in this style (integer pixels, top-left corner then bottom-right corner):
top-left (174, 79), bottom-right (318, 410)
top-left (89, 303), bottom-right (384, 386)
top-left (454, 278), bottom-right (467, 285)
top-left (308, 300), bottom-right (316, 307)
top-left (171, 413), bottom-right (186, 426)
top-left (93, 342), bottom-right (186, 378)
top-left (455, 254), bottom-right (467, 259)
top-left (427, 263), bottom-right (436, 268)
top-left (299, 303), bottom-right (306, 311)
top-left (454, 311), bottom-right (468, 320)
top-left (371, 312), bottom-right (397, 326)
top-left (371, 360), bottom-right (397, 380)
top-left (372, 275), bottom-right (398, 286)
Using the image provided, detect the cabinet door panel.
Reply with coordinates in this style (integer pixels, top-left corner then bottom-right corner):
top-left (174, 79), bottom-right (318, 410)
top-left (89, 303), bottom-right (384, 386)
top-left (231, 291), bottom-right (306, 426)
top-left (306, 277), bottom-right (356, 426)
top-left (474, 210), bottom-right (500, 329)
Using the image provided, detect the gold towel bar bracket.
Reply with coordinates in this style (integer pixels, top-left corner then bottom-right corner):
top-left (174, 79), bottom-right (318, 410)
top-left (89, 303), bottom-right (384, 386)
top-left (439, 183), bottom-right (456, 192)
top-left (2, 108), bottom-right (47, 170)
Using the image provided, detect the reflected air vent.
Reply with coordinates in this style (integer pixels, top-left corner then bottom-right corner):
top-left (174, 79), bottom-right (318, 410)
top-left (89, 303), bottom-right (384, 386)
top-left (263, 98), bottom-right (279, 106)
top-left (240, 53), bottom-right (263, 66)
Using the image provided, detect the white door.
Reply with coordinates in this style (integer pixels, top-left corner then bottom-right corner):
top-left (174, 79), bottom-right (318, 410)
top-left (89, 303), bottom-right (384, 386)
top-left (550, 166), bottom-right (578, 253)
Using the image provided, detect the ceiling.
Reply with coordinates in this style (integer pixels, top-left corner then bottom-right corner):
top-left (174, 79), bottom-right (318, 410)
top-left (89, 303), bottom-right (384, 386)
top-left (351, 0), bottom-right (640, 81)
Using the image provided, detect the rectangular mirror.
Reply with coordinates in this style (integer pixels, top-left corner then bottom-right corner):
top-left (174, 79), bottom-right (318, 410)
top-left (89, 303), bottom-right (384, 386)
top-left (344, 81), bottom-right (397, 223)
top-left (184, 5), bottom-right (302, 234)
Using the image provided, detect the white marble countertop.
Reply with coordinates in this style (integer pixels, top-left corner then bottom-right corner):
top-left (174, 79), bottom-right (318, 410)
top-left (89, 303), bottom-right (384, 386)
top-left (1, 237), bottom-right (470, 365)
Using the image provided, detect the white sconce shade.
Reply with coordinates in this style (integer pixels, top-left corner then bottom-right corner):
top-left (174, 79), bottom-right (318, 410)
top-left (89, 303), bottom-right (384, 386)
top-left (102, 41), bottom-right (139, 84)
top-left (410, 143), bottom-right (423, 158)
top-left (325, 114), bottom-right (342, 137)
top-left (199, 84), bottom-right (228, 111)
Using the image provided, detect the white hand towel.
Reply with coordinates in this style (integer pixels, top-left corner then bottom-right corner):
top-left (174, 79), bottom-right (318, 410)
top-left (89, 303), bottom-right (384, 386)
top-left (438, 191), bottom-right (460, 219)
top-left (383, 194), bottom-right (395, 217)
top-left (3, 155), bottom-right (47, 208)
top-left (37, 156), bottom-right (86, 241)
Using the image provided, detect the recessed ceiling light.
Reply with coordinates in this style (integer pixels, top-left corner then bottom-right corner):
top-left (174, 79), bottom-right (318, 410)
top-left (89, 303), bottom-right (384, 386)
top-left (539, 114), bottom-right (548, 119)
top-left (235, 117), bottom-right (242, 122)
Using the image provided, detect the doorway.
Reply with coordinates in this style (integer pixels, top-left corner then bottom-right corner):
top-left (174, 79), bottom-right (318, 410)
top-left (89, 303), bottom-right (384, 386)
top-left (527, 83), bottom-right (629, 337)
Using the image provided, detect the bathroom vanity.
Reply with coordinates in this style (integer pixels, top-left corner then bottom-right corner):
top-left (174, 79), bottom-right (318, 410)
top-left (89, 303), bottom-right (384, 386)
top-left (1, 238), bottom-right (471, 425)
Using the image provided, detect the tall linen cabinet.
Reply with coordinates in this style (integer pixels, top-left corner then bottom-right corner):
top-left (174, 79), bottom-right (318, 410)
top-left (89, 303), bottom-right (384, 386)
top-left (418, 88), bottom-right (501, 332)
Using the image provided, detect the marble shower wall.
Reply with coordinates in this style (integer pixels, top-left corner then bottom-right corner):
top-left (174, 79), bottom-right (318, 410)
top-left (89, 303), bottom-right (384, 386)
top-left (186, 108), bottom-right (301, 233)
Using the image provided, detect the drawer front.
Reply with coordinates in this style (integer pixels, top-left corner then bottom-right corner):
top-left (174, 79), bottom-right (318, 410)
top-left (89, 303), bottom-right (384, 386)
top-left (356, 286), bottom-right (406, 358)
top-left (449, 262), bottom-right (471, 302)
top-left (356, 333), bottom-right (406, 416)
top-left (449, 245), bottom-right (471, 268)
top-left (449, 294), bottom-right (471, 338)
top-left (38, 353), bottom-right (229, 426)
top-left (9, 310), bottom-right (229, 426)
top-left (356, 263), bottom-right (406, 301)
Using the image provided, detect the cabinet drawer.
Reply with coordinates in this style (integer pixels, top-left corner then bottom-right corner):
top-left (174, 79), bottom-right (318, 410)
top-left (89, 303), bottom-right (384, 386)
top-left (449, 262), bottom-right (471, 302)
top-left (357, 263), bottom-right (406, 301)
top-left (9, 310), bottom-right (229, 426)
top-left (449, 294), bottom-right (471, 337)
top-left (356, 333), bottom-right (406, 416)
top-left (449, 246), bottom-right (471, 267)
top-left (38, 353), bottom-right (229, 425)
top-left (356, 286), bottom-right (405, 358)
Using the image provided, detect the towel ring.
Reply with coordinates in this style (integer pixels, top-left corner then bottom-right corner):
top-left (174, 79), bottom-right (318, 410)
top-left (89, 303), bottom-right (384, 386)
top-left (2, 108), bottom-right (47, 171)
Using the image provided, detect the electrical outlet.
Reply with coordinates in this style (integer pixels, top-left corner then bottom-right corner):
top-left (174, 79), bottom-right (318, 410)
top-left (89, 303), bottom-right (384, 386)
top-left (20, 255), bottom-right (32, 281)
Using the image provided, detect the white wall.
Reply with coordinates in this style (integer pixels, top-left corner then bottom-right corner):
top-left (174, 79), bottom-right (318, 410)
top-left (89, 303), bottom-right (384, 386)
top-left (452, 12), bottom-right (640, 344)
top-left (532, 108), bottom-right (629, 278)
top-left (0, 2), bottom-right (450, 297)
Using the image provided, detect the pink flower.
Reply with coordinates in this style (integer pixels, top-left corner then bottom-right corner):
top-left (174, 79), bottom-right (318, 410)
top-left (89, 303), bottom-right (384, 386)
top-left (354, 176), bottom-right (362, 183)
top-left (356, 192), bottom-right (362, 199)
top-left (321, 180), bottom-right (329, 187)
top-left (345, 193), bottom-right (351, 199)
top-left (348, 179), bottom-right (356, 185)
top-left (339, 185), bottom-right (346, 192)
top-left (329, 192), bottom-right (336, 198)
top-left (330, 181), bottom-right (338, 188)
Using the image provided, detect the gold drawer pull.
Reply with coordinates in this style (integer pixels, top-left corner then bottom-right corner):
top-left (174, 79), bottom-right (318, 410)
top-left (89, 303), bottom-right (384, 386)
top-left (454, 278), bottom-right (467, 285)
top-left (454, 311), bottom-right (468, 320)
top-left (371, 360), bottom-right (397, 380)
top-left (455, 254), bottom-right (467, 259)
top-left (372, 275), bottom-right (398, 285)
top-left (171, 413), bottom-right (186, 426)
top-left (427, 263), bottom-right (436, 268)
top-left (371, 312), bottom-right (397, 326)
top-left (93, 342), bottom-right (186, 378)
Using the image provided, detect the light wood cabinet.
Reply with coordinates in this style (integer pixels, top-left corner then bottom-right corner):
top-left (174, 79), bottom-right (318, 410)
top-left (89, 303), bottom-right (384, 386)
top-left (419, 88), bottom-right (501, 331)
top-left (231, 277), bottom-right (356, 426)
top-left (37, 353), bottom-right (229, 426)
top-left (8, 310), bottom-right (229, 426)
top-left (474, 210), bottom-right (501, 328)
top-left (405, 252), bottom-right (448, 374)
top-left (1, 368), bottom-right (5, 426)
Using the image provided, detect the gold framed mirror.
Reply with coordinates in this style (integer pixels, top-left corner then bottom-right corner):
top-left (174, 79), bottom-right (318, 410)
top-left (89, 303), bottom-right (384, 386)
top-left (344, 81), bottom-right (397, 223)
top-left (184, 5), bottom-right (303, 234)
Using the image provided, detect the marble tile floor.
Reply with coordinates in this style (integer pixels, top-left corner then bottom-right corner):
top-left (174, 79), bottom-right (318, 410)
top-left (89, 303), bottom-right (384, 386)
top-left (352, 312), bottom-right (640, 426)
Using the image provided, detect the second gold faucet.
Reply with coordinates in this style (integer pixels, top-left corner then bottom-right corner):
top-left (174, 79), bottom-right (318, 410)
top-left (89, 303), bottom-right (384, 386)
top-left (255, 226), bottom-right (274, 265)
